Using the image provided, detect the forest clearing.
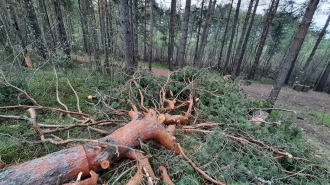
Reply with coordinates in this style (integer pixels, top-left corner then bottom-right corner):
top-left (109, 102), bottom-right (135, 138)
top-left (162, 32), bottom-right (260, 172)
top-left (1, 0), bottom-right (330, 184)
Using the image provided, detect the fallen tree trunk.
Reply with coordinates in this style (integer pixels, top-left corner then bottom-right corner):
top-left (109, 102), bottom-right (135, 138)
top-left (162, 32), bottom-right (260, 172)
top-left (0, 109), bottom-right (180, 184)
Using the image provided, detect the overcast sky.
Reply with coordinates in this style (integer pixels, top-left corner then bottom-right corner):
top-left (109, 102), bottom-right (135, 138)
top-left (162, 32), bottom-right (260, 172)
top-left (156, 0), bottom-right (330, 30)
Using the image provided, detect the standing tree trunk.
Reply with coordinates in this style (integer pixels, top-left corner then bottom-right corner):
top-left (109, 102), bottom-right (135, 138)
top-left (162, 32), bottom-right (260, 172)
top-left (315, 60), bottom-right (330, 92)
top-left (148, 0), bottom-right (154, 71)
top-left (247, 0), bottom-right (279, 79)
top-left (268, 0), bottom-right (319, 104)
top-left (23, 0), bottom-right (47, 59)
top-left (231, 0), bottom-right (254, 77)
top-left (53, 0), bottom-right (71, 58)
top-left (144, 0), bottom-right (147, 61)
top-left (38, 0), bottom-right (56, 52)
top-left (168, 0), bottom-right (176, 71)
top-left (86, 0), bottom-right (100, 65)
top-left (196, 0), bottom-right (217, 68)
top-left (78, 0), bottom-right (90, 54)
top-left (98, 0), bottom-right (106, 56)
top-left (217, 0), bottom-right (233, 70)
top-left (223, 0), bottom-right (241, 73)
top-left (4, 0), bottom-right (25, 48)
top-left (193, 0), bottom-right (205, 66)
top-left (236, 0), bottom-right (259, 76)
top-left (133, 0), bottom-right (139, 63)
top-left (120, 0), bottom-right (135, 69)
top-left (296, 14), bottom-right (330, 84)
top-left (177, 0), bottom-right (191, 69)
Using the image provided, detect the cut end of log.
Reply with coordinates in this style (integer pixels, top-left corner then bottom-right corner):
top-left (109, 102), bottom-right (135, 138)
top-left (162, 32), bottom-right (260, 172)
top-left (101, 160), bottom-right (110, 169)
top-left (88, 95), bottom-right (97, 100)
top-left (158, 114), bottom-right (166, 123)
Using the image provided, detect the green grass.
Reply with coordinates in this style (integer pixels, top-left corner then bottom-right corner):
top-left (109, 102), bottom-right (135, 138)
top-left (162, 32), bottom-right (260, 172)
top-left (315, 113), bottom-right (330, 126)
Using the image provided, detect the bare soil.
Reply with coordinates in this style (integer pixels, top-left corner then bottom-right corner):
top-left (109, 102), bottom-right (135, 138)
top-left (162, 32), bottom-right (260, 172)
top-left (152, 68), bottom-right (330, 163)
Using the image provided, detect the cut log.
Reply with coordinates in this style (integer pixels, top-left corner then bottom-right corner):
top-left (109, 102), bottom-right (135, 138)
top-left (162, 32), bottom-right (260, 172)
top-left (0, 109), bottom-right (181, 184)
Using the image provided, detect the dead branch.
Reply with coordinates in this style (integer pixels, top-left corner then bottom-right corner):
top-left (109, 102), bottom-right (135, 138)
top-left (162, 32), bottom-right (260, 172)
top-left (67, 78), bottom-right (82, 113)
top-left (159, 166), bottom-right (174, 185)
top-left (0, 71), bottom-right (40, 106)
top-left (248, 108), bottom-right (297, 114)
top-left (0, 105), bottom-right (90, 117)
top-left (177, 143), bottom-right (226, 185)
top-left (162, 94), bottom-right (195, 127)
top-left (63, 170), bottom-right (99, 185)
top-left (53, 67), bottom-right (69, 112)
top-left (126, 152), bottom-right (154, 185)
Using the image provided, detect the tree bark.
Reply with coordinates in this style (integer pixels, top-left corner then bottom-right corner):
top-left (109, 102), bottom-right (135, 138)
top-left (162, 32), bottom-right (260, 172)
top-left (148, 0), bottom-right (154, 71)
top-left (23, 0), bottom-right (47, 59)
top-left (133, 0), bottom-right (139, 62)
top-left (223, 0), bottom-right (241, 73)
top-left (168, 0), bottom-right (176, 71)
top-left (315, 60), bottom-right (330, 92)
top-left (196, 0), bottom-right (217, 69)
top-left (144, 0), bottom-right (148, 61)
top-left (247, 0), bottom-right (279, 79)
top-left (268, 0), bottom-right (319, 104)
top-left (177, 0), bottom-right (191, 69)
top-left (231, 0), bottom-right (254, 77)
top-left (217, 0), bottom-right (233, 70)
top-left (193, 0), bottom-right (205, 66)
top-left (38, 0), bottom-right (56, 52)
top-left (98, 0), bottom-right (106, 55)
top-left (120, 0), bottom-right (135, 69)
top-left (0, 109), bottom-right (180, 184)
top-left (53, 0), bottom-right (71, 58)
top-left (78, 0), bottom-right (89, 54)
top-left (296, 14), bottom-right (330, 84)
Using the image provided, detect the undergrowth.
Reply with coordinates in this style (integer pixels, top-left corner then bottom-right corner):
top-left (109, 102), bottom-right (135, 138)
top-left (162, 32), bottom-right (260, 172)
top-left (315, 112), bottom-right (330, 127)
top-left (0, 66), bottom-right (329, 184)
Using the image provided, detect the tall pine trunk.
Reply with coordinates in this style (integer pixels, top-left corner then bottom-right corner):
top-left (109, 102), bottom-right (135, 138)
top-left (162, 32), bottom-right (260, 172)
top-left (119, 0), bottom-right (135, 69)
top-left (223, 0), bottom-right (241, 73)
top-left (148, 0), bottom-right (154, 71)
top-left (24, 0), bottom-right (47, 59)
top-left (315, 60), bottom-right (330, 92)
top-left (268, 0), bottom-right (319, 104)
top-left (231, 0), bottom-right (254, 77)
top-left (177, 0), bottom-right (191, 69)
top-left (38, 0), bottom-right (56, 52)
top-left (217, 0), bottom-right (233, 70)
top-left (196, 0), bottom-right (216, 68)
top-left (168, 0), bottom-right (176, 71)
top-left (296, 14), bottom-right (330, 84)
top-left (193, 0), bottom-right (205, 66)
top-left (248, 0), bottom-right (279, 79)
top-left (53, 0), bottom-right (71, 58)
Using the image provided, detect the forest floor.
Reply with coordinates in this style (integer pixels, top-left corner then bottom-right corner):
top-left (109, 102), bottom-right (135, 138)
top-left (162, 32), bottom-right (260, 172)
top-left (72, 56), bottom-right (330, 163)
top-left (152, 67), bottom-right (330, 163)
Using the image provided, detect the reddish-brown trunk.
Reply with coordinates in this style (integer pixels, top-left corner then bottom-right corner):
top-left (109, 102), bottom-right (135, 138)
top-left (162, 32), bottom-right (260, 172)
top-left (0, 110), bottom-right (180, 184)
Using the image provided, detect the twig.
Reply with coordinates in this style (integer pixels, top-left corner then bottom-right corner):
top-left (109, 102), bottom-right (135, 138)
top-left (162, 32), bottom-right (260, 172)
top-left (248, 108), bottom-right (297, 114)
top-left (0, 71), bottom-right (40, 106)
top-left (67, 78), bottom-right (82, 113)
top-left (177, 143), bottom-right (226, 185)
top-left (53, 67), bottom-right (69, 112)
top-left (0, 105), bottom-right (90, 117)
